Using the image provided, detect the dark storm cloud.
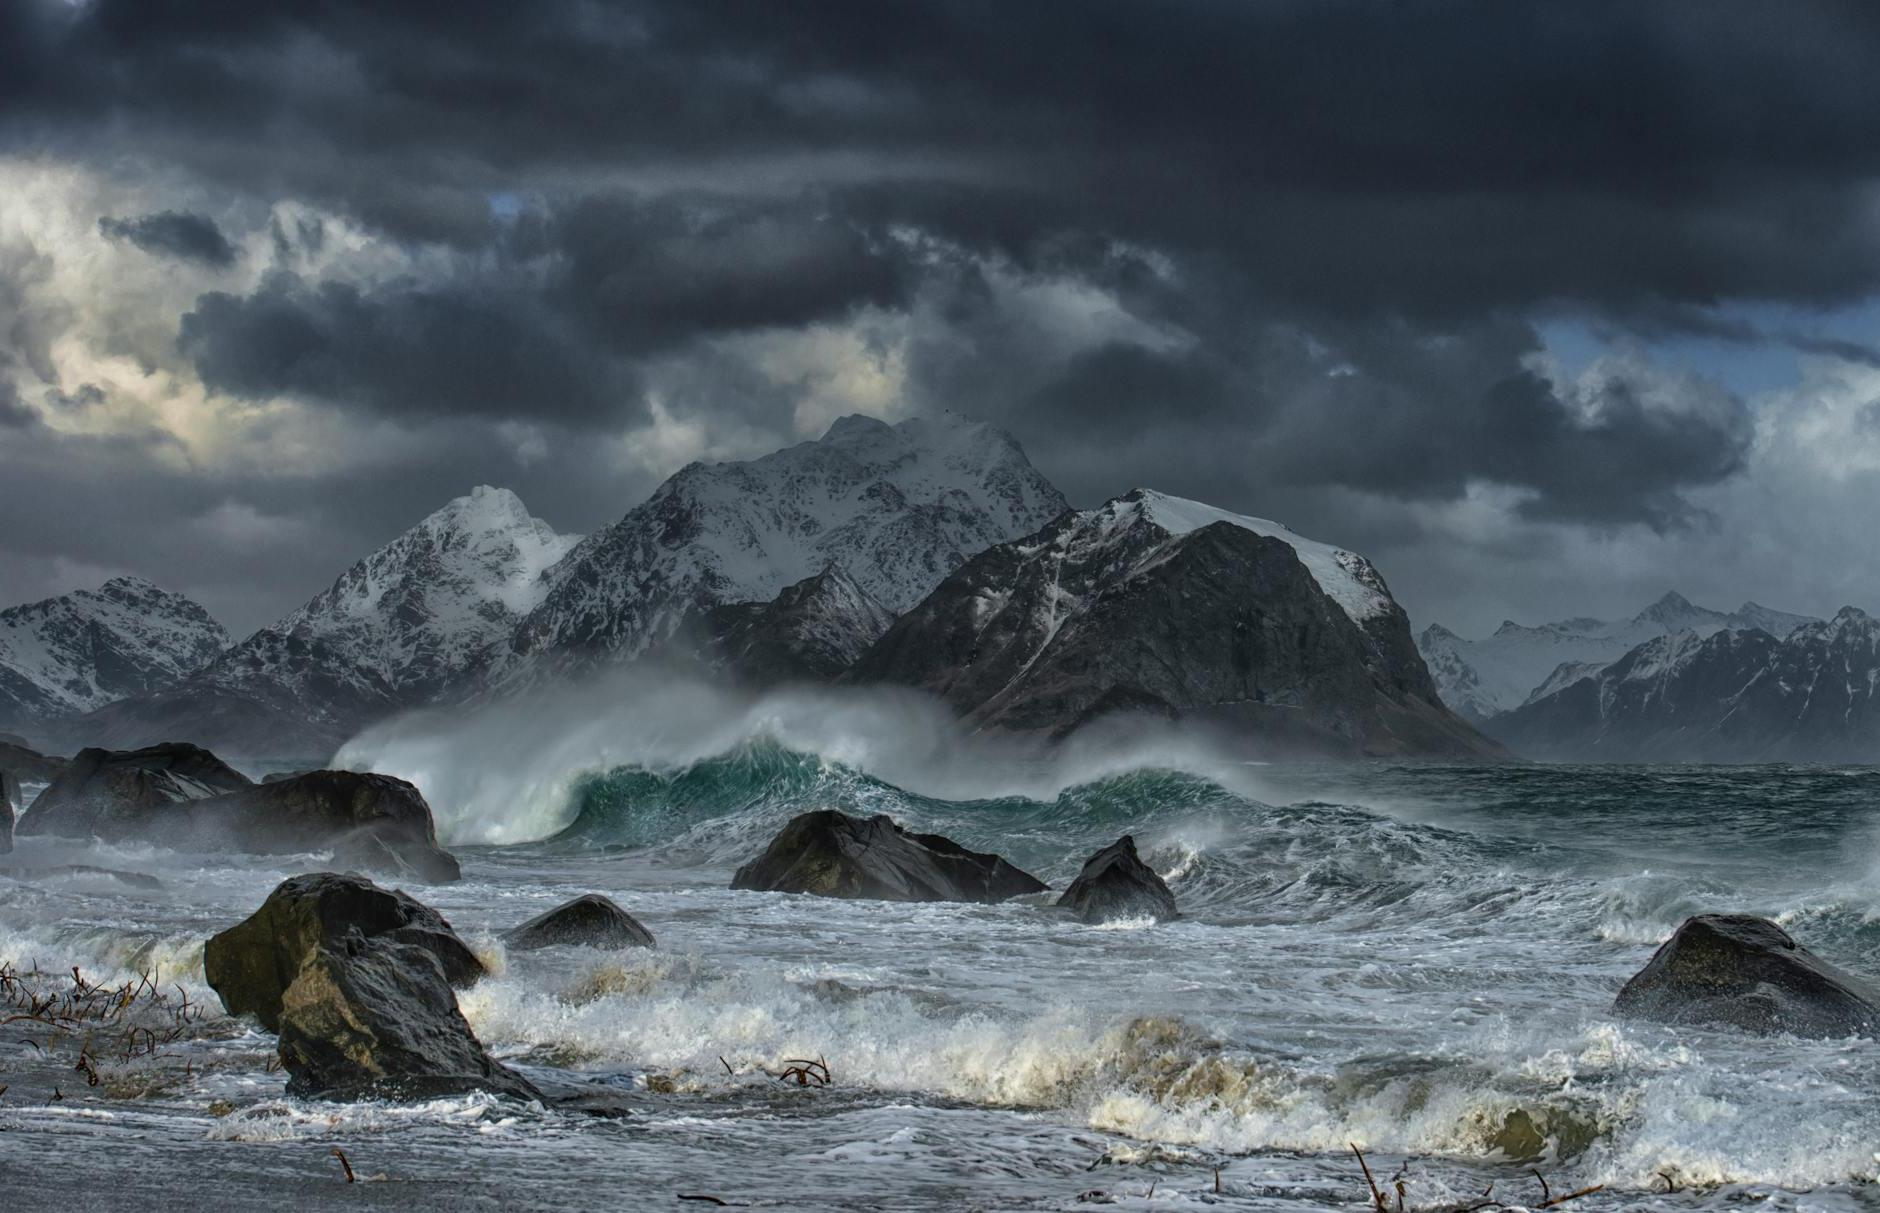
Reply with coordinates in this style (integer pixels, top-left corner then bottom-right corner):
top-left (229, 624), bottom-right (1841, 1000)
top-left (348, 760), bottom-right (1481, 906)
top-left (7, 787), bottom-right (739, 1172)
top-left (98, 210), bottom-right (237, 268)
top-left (178, 270), bottom-right (633, 423)
top-left (549, 194), bottom-right (915, 355)
top-left (7, 0), bottom-right (1880, 623)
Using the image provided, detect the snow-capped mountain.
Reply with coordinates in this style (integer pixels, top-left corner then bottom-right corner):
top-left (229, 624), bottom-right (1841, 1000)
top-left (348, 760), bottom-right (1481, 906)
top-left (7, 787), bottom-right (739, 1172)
top-left (850, 489), bottom-right (1501, 758)
top-left (1488, 607), bottom-right (1880, 761)
top-left (1417, 592), bottom-right (1818, 721)
top-left (202, 485), bottom-right (576, 711)
top-left (64, 487), bottom-right (577, 755)
top-left (504, 413), bottom-right (1068, 676)
top-left (697, 564), bottom-right (898, 685)
top-left (0, 577), bottom-right (229, 733)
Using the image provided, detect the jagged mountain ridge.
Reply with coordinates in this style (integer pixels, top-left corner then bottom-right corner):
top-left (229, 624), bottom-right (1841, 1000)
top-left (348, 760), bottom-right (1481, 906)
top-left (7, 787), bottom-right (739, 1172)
top-left (1487, 607), bottom-right (1880, 761)
top-left (502, 413), bottom-right (1069, 678)
top-left (849, 489), bottom-right (1501, 758)
top-left (1418, 592), bottom-right (1819, 721)
top-left (0, 577), bottom-right (229, 733)
top-left (59, 487), bottom-right (578, 755)
top-left (199, 485), bottom-right (577, 716)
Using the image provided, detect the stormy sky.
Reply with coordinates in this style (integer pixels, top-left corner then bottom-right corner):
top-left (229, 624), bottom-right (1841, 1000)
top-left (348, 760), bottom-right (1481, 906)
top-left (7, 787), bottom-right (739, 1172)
top-left (4, 0), bottom-right (1880, 637)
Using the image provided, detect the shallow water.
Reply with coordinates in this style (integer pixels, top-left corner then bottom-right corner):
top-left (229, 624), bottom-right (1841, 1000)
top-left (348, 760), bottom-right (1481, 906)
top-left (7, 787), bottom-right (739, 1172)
top-left (6, 751), bottom-right (1880, 1211)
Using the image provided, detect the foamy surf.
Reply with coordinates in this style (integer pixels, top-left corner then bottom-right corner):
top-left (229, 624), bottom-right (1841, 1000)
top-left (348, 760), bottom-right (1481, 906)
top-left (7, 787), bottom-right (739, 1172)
top-left (8, 754), bottom-right (1880, 1209)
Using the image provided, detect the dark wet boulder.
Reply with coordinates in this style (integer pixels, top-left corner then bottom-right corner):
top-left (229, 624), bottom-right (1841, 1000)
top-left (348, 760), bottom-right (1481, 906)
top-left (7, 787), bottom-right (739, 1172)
top-left (505, 894), bottom-right (655, 951)
top-left (1056, 835), bottom-right (1178, 924)
top-left (732, 810), bottom-right (1048, 903)
top-left (28, 758), bottom-right (459, 882)
top-left (1614, 914), bottom-right (1880, 1038)
top-left (203, 770), bottom-right (461, 883)
top-left (205, 872), bottom-right (486, 1033)
top-left (205, 873), bottom-right (530, 1102)
top-left (18, 742), bottom-right (251, 839)
top-left (0, 740), bottom-right (67, 784)
top-left (276, 933), bottom-right (538, 1102)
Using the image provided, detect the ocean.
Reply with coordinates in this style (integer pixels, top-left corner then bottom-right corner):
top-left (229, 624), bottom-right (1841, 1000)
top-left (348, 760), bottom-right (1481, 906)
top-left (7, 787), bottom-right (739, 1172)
top-left (5, 697), bottom-right (1880, 1210)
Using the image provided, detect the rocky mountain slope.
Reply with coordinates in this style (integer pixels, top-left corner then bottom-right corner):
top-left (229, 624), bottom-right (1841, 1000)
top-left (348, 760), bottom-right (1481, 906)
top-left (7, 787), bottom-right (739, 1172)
top-left (60, 488), bottom-right (577, 756)
top-left (0, 577), bottom-right (229, 736)
top-left (695, 565), bottom-right (898, 685)
top-left (502, 413), bottom-right (1068, 679)
top-left (849, 489), bottom-right (1501, 758)
top-left (1488, 607), bottom-right (1880, 761)
top-left (1418, 592), bottom-right (1817, 721)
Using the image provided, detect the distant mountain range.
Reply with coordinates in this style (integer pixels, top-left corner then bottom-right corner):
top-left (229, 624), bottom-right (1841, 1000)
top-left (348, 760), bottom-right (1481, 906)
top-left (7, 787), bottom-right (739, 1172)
top-left (27, 416), bottom-right (1873, 765)
top-left (8, 414), bottom-right (1499, 762)
top-left (1417, 592), bottom-right (1818, 722)
top-left (1488, 608), bottom-right (1880, 762)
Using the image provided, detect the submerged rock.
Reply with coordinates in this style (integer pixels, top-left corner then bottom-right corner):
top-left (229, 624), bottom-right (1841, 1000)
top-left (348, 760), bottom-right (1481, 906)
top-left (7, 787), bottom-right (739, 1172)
top-left (1614, 913), bottom-right (1880, 1037)
top-left (204, 872), bottom-right (486, 1032)
top-left (0, 863), bottom-right (161, 889)
top-left (1056, 835), bottom-right (1178, 924)
top-left (732, 809), bottom-right (1047, 903)
top-left (19, 742), bottom-right (251, 839)
top-left (505, 894), bottom-right (655, 951)
top-left (205, 872), bottom-right (528, 1102)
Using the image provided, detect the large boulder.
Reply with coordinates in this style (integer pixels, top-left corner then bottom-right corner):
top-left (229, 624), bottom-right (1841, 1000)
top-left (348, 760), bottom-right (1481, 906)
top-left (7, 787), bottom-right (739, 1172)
top-left (506, 894), bottom-right (655, 951)
top-left (732, 810), bottom-right (1048, 903)
top-left (1614, 914), bottom-right (1880, 1038)
top-left (205, 873), bottom-right (531, 1102)
top-left (197, 770), bottom-right (461, 883)
top-left (1056, 835), bottom-right (1178, 924)
top-left (0, 739), bottom-right (67, 784)
top-left (19, 742), bottom-right (251, 839)
top-left (205, 872), bottom-right (486, 1032)
top-left (24, 755), bottom-right (458, 882)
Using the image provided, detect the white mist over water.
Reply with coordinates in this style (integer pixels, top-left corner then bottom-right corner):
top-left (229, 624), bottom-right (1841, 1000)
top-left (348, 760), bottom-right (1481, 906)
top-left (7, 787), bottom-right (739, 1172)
top-left (335, 668), bottom-right (1282, 846)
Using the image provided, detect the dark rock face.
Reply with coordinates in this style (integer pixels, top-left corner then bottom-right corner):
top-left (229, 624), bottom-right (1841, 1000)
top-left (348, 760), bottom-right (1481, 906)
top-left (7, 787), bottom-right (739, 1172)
top-left (20, 751), bottom-right (458, 881)
top-left (849, 490), bottom-right (1501, 759)
top-left (1492, 609), bottom-right (1880, 762)
top-left (19, 742), bottom-right (252, 839)
top-left (699, 565), bottom-right (898, 685)
top-left (205, 874), bottom-right (528, 1101)
top-left (1614, 914), bottom-right (1880, 1038)
top-left (0, 740), bottom-right (68, 784)
top-left (204, 872), bottom-right (486, 1032)
top-left (198, 771), bottom-right (462, 883)
top-left (1056, 836), bottom-right (1178, 924)
top-left (505, 894), bottom-right (655, 951)
top-left (275, 933), bottom-right (537, 1101)
top-left (732, 810), bottom-right (1048, 904)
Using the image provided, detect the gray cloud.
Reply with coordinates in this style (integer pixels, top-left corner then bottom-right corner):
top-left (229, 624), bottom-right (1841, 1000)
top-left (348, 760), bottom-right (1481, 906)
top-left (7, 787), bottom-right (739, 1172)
top-left (179, 270), bottom-right (635, 424)
top-left (98, 210), bottom-right (237, 267)
top-left (2, 0), bottom-right (1879, 630)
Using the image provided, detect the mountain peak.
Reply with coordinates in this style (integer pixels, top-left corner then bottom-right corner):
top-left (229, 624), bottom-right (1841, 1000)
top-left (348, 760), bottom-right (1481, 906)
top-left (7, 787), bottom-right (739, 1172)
top-left (0, 577), bottom-right (230, 729)
top-left (509, 413), bottom-right (1067, 671)
top-left (821, 413), bottom-right (897, 444)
